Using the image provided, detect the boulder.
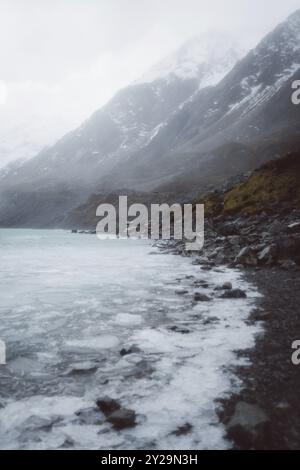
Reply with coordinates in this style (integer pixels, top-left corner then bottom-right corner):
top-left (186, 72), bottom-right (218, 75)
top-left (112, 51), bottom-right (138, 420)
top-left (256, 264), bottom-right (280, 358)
top-left (235, 246), bottom-right (258, 267)
top-left (194, 293), bottom-right (211, 302)
top-left (257, 244), bottom-right (277, 265)
top-left (96, 397), bottom-right (137, 430)
top-left (107, 409), bottom-right (137, 430)
top-left (96, 397), bottom-right (120, 416)
top-left (220, 289), bottom-right (247, 299)
top-left (222, 282), bottom-right (233, 290)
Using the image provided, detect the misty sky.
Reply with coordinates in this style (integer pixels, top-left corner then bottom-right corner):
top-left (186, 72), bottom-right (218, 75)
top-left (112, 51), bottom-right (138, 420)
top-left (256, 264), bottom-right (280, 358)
top-left (0, 0), bottom-right (299, 167)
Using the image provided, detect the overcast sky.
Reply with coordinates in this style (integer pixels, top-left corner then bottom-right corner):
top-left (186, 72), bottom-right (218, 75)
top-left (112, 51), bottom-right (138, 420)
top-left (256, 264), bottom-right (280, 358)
top-left (0, 0), bottom-right (299, 166)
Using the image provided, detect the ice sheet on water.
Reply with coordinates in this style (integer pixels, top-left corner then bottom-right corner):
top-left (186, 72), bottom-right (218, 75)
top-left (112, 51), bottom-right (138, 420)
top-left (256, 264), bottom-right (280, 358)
top-left (0, 231), bottom-right (262, 449)
top-left (114, 313), bottom-right (143, 325)
top-left (64, 335), bottom-right (120, 352)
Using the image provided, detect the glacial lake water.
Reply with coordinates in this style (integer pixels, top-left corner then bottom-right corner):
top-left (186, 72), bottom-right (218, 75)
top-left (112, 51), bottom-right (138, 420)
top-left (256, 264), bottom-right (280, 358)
top-left (0, 229), bottom-right (260, 449)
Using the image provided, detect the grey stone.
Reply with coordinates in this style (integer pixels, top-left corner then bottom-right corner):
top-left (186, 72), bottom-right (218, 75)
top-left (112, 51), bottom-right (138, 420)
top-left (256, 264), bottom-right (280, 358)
top-left (194, 293), bottom-right (211, 302)
top-left (220, 289), bottom-right (247, 299)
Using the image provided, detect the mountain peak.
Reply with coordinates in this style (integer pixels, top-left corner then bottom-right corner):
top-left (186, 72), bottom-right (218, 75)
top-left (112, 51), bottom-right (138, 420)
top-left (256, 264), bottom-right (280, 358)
top-left (287, 8), bottom-right (300, 23)
top-left (138, 31), bottom-right (244, 89)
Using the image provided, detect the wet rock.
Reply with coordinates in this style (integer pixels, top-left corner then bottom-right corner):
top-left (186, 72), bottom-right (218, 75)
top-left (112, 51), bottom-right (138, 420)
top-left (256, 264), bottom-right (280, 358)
top-left (194, 293), bottom-right (211, 302)
top-left (220, 289), bottom-right (247, 299)
top-left (107, 408), bottom-right (137, 431)
top-left (194, 281), bottom-right (209, 288)
top-left (171, 422), bottom-right (193, 436)
top-left (96, 397), bottom-right (120, 416)
top-left (258, 244), bottom-right (277, 265)
top-left (215, 282), bottom-right (233, 291)
top-left (235, 247), bottom-right (258, 267)
top-left (169, 326), bottom-right (190, 334)
top-left (120, 346), bottom-right (140, 357)
top-left (175, 289), bottom-right (189, 296)
top-left (96, 396), bottom-right (137, 430)
top-left (222, 282), bottom-right (233, 290)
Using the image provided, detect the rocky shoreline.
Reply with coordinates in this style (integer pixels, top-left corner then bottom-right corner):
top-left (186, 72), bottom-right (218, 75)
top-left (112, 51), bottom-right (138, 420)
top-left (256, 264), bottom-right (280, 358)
top-left (219, 268), bottom-right (300, 450)
top-left (169, 207), bottom-right (300, 449)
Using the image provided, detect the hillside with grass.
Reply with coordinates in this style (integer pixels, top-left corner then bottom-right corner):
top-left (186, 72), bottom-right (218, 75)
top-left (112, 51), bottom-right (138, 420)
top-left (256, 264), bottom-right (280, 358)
top-left (196, 152), bottom-right (300, 217)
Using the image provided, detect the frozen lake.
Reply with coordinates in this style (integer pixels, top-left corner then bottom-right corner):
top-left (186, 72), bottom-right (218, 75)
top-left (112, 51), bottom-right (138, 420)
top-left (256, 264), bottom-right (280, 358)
top-left (0, 229), bottom-right (260, 449)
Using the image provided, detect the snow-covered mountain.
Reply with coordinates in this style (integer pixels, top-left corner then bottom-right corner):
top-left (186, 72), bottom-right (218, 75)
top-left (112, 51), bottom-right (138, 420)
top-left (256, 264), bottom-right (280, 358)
top-left (0, 31), bottom-right (242, 193)
top-left (138, 32), bottom-right (243, 87)
top-left (0, 10), bottom-right (300, 227)
top-left (109, 8), bottom-right (300, 191)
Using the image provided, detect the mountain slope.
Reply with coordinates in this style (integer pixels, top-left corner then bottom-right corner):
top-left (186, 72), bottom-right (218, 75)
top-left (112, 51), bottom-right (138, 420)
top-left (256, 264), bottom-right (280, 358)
top-left (0, 11), bottom-right (300, 227)
top-left (0, 32), bottom-right (242, 194)
top-left (109, 9), bottom-right (300, 190)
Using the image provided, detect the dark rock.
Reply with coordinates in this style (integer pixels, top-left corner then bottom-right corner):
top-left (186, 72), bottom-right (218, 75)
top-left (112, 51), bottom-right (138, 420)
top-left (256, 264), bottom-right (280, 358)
top-left (194, 281), bottom-right (209, 288)
top-left (223, 282), bottom-right (233, 290)
top-left (107, 409), bottom-right (137, 430)
top-left (235, 247), bottom-right (258, 267)
top-left (215, 281), bottom-right (233, 291)
top-left (201, 266), bottom-right (213, 271)
top-left (169, 326), bottom-right (190, 334)
top-left (96, 397), bottom-right (137, 430)
top-left (96, 397), bottom-right (120, 416)
top-left (120, 346), bottom-right (140, 357)
top-left (175, 289), bottom-right (189, 296)
top-left (220, 289), bottom-right (247, 299)
top-left (194, 293), bottom-right (211, 302)
top-left (258, 244), bottom-right (277, 265)
top-left (172, 423), bottom-right (193, 436)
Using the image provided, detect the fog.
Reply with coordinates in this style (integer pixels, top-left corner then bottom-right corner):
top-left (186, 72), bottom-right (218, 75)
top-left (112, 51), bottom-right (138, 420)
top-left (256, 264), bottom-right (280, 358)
top-left (0, 0), bottom-right (299, 167)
